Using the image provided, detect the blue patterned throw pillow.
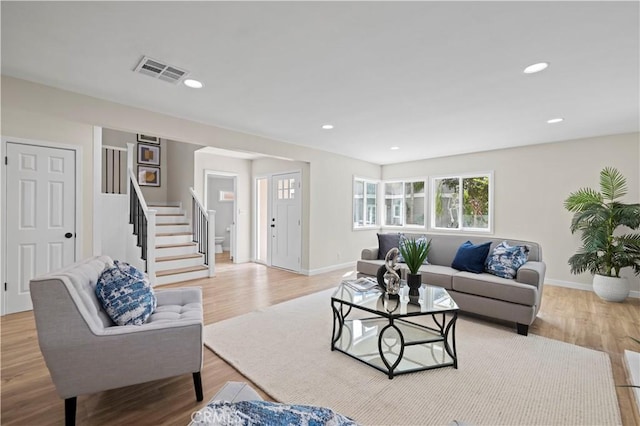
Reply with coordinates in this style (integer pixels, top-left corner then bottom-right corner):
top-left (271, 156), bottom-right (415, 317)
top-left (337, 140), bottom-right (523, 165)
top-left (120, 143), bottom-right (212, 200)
top-left (193, 400), bottom-right (358, 426)
top-left (96, 260), bottom-right (156, 326)
top-left (485, 241), bottom-right (529, 279)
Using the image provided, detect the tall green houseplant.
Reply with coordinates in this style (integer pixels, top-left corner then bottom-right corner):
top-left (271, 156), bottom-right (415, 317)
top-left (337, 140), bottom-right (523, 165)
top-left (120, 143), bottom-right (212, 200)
top-left (564, 167), bottom-right (640, 301)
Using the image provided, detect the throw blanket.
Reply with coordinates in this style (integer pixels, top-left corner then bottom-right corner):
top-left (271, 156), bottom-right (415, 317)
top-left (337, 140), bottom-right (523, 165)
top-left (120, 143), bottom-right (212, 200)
top-left (192, 400), bottom-right (358, 426)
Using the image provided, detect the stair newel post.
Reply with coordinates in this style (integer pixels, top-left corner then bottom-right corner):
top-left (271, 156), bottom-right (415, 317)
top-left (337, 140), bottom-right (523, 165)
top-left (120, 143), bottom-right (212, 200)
top-left (147, 209), bottom-right (157, 285)
top-left (207, 210), bottom-right (216, 277)
top-left (126, 143), bottom-right (134, 194)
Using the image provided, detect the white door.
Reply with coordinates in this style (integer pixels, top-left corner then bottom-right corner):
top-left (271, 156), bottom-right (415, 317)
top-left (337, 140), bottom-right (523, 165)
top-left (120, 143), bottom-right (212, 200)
top-left (271, 172), bottom-right (301, 272)
top-left (4, 142), bottom-right (77, 314)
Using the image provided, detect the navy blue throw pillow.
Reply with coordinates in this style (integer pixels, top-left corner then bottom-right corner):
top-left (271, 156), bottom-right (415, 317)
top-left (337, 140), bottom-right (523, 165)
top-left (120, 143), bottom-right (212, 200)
top-left (378, 233), bottom-right (400, 260)
top-left (377, 233), bottom-right (401, 260)
top-left (451, 241), bottom-right (492, 274)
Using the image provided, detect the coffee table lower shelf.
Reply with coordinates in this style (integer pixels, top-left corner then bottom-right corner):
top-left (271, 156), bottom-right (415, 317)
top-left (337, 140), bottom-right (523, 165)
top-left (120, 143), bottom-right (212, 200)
top-left (331, 316), bottom-right (457, 379)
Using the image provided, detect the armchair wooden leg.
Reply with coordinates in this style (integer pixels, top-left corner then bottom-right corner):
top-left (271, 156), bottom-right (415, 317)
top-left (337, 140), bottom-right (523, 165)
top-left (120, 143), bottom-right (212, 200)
top-left (65, 397), bottom-right (77, 426)
top-left (193, 372), bottom-right (204, 401)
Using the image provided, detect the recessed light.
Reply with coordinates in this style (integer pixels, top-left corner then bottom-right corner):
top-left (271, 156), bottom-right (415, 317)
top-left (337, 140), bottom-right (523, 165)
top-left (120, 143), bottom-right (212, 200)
top-left (390, 146), bottom-right (400, 150)
top-left (321, 124), bottom-right (334, 130)
top-left (523, 62), bottom-right (549, 74)
top-left (547, 118), bottom-right (564, 124)
top-left (184, 79), bottom-right (203, 89)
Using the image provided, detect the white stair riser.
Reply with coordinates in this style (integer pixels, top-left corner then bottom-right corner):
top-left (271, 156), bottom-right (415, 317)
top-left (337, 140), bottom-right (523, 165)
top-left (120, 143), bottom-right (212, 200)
top-left (155, 245), bottom-right (199, 257)
top-left (155, 269), bottom-right (209, 286)
top-left (156, 224), bottom-right (191, 234)
top-left (148, 206), bottom-right (182, 215)
top-left (156, 215), bottom-right (188, 224)
top-left (156, 234), bottom-right (192, 245)
top-left (156, 256), bottom-right (204, 271)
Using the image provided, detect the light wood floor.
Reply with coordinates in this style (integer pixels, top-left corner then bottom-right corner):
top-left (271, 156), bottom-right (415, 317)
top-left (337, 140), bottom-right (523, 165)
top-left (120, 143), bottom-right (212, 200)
top-left (2, 254), bottom-right (639, 425)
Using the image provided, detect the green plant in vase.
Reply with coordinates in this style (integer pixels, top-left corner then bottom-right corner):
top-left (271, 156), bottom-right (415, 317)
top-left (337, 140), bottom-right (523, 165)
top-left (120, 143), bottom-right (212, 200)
top-left (564, 167), bottom-right (640, 302)
top-left (399, 237), bottom-right (431, 298)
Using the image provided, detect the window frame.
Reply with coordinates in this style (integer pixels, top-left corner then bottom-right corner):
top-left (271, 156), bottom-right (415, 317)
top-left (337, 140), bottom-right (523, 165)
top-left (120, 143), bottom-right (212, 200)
top-left (429, 171), bottom-right (494, 233)
top-left (382, 178), bottom-right (427, 229)
top-left (352, 176), bottom-right (379, 230)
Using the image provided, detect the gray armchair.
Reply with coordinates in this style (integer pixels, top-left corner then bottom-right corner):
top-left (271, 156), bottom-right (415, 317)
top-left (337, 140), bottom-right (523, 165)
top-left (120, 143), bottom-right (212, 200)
top-left (29, 255), bottom-right (204, 426)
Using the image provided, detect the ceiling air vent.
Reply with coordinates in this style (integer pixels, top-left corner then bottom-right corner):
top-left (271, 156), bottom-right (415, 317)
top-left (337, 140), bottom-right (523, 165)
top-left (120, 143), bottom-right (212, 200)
top-left (134, 56), bottom-right (189, 85)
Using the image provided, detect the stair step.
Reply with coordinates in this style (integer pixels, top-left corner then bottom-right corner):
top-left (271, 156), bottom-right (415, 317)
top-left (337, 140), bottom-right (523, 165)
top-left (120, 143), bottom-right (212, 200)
top-left (155, 253), bottom-right (204, 271)
top-left (156, 254), bottom-right (202, 262)
top-left (155, 242), bottom-right (199, 257)
top-left (156, 213), bottom-right (182, 216)
top-left (155, 224), bottom-right (191, 233)
top-left (156, 232), bottom-right (192, 237)
top-left (148, 205), bottom-right (183, 215)
top-left (156, 242), bottom-right (197, 249)
top-left (156, 265), bottom-right (208, 277)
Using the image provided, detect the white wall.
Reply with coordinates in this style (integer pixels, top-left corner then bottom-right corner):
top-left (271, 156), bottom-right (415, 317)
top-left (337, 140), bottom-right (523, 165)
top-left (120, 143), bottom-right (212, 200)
top-left (166, 139), bottom-right (200, 218)
top-left (194, 151), bottom-right (252, 263)
top-left (99, 194), bottom-right (129, 260)
top-left (382, 132), bottom-right (640, 293)
top-left (3, 76), bottom-right (638, 291)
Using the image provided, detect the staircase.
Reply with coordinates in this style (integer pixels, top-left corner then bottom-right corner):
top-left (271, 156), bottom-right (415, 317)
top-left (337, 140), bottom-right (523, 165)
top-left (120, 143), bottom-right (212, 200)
top-left (150, 204), bottom-right (209, 286)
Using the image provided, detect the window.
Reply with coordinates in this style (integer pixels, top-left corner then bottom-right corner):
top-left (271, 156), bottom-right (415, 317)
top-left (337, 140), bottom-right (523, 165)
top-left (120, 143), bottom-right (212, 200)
top-left (353, 178), bottom-right (378, 228)
top-left (431, 173), bottom-right (492, 232)
top-left (277, 178), bottom-right (295, 200)
top-left (384, 180), bottom-right (426, 227)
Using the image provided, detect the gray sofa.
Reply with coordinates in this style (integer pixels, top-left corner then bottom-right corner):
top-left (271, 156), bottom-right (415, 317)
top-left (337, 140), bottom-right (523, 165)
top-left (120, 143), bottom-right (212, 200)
top-left (357, 234), bottom-right (546, 335)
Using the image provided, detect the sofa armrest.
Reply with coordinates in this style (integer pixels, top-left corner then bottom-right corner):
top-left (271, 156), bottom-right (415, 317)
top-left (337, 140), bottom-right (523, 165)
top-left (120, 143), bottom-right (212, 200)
top-left (516, 261), bottom-right (546, 288)
top-left (361, 247), bottom-right (379, 260)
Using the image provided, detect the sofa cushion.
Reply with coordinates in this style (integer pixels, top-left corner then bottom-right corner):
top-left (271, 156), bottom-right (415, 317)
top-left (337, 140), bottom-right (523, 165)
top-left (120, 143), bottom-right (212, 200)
top-left (451, 241), bottom-right (491, 273)
top-left (485, 241), bottom-right (529, 279)
top-left (377, 233), bottom-right (401, 260)
top-left (96, 260), bottom-right (157, 326)
top-left (453, 272), bottom-right (538, 306)
top-left (418, 264), bottom-right (456, 289)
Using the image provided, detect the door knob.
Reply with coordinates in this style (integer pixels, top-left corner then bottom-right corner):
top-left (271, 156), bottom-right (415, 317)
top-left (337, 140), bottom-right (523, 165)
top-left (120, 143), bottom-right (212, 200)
top-left (65, 232), bottom-right (73, 239)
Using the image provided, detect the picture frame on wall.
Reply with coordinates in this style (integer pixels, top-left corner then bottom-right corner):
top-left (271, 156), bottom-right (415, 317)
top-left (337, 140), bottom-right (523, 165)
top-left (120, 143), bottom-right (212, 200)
top-left (138, 166), bottom-right (161, 187)
top-left (137, 143), bottom-right (160, 166)
top-left (137, 134), bottom-right (160, 144)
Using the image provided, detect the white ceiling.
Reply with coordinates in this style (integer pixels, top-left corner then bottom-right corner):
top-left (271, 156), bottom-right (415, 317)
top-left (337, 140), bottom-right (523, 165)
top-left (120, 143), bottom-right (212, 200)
top-left (2, 2), bottom-right (638, 165)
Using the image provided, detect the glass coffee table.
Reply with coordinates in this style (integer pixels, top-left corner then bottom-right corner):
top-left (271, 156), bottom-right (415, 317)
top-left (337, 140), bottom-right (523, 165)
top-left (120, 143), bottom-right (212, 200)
top-left (331, 282), bottom-right (459, 379)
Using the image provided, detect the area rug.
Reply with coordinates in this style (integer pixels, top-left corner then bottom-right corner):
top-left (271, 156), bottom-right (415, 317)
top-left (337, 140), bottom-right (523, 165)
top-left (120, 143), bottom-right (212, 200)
top-left (204, 289), bottom-right (621, 425)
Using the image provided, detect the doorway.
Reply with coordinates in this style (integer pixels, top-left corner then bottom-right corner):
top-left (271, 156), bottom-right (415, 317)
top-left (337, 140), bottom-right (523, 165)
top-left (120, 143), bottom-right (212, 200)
top-left (2, 138), bottom-right (80, 314)
top-left (254, 171), bottom-right (302, 273)
top-left (204, 171), bottom-right (237, 262)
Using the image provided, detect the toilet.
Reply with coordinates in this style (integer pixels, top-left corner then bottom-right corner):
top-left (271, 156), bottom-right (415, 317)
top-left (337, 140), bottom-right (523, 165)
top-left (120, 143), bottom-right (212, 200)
top-left (214, 236), bottom-right (225, 254)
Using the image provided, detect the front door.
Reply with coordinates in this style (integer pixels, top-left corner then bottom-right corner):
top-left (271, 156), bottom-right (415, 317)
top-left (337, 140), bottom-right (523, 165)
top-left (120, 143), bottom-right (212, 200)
top-left (271, 172), bottom-right (301, 272)
top-left (4, 142), bottom-right (77, 314)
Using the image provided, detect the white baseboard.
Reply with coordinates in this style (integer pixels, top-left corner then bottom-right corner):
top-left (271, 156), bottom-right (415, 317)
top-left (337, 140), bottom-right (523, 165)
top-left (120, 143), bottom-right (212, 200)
top-left (302, 261), bottom-right (357, 276)
top-left (546, 278), bottom-right (640, 298)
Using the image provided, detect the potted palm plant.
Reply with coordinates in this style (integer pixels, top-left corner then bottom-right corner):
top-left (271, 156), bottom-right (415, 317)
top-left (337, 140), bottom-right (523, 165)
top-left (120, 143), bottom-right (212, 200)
top-left (564, 167), bottom-right (640, 302)
top-left (399, 237), bottom-right (431, 297)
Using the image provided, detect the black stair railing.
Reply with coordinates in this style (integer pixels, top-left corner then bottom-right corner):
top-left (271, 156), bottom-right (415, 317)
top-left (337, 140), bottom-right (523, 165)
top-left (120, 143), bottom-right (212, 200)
top-left (127, 164), bottom-right (156, 282)
top-left (130, 180), bottom-right (148, 269)
top-left (189, 187), bottom-right (214, 277)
